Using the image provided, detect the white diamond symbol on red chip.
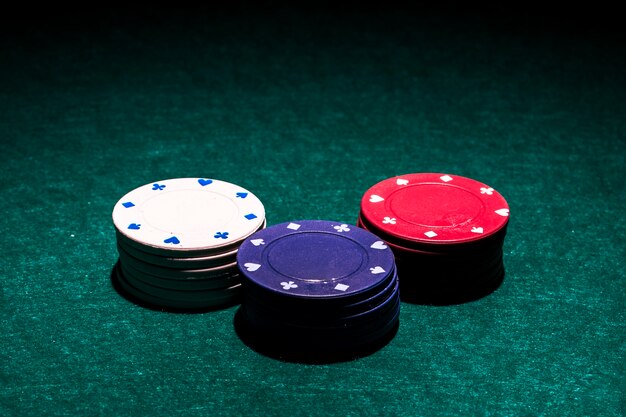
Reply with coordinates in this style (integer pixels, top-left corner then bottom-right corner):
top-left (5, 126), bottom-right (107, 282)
top-left (287, 222), bottom-right (301, 230)
top-left (334, 283), bottom-right (349, 291)
top-left (440, 175), bottom-right (453, 182)
top-left (424, 231), bottom-right (438, 238)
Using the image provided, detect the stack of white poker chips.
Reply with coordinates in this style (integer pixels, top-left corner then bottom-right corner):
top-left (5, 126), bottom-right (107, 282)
top-left (112, 178), bottom-right (266, 311)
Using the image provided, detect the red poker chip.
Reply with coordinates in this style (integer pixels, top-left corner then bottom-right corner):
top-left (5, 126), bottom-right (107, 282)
top-left (360, 173), bottom-right (510, 245)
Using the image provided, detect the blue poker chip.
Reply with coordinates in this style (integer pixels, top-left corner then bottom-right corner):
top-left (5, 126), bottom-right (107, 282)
top-left (241, 266), bottom-right (399, 324)
top-left (237, 220), bottom-right (396, 301)
top-left (243, 278), bottom-right (400, 331)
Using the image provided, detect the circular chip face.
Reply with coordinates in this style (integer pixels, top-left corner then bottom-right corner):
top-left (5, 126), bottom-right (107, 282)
top-left (112, 178), bottom-right (265, 253)
top-left (360, 173), bottom-right (510, 244)
top-left (237, 220), bottom-right (395, 299)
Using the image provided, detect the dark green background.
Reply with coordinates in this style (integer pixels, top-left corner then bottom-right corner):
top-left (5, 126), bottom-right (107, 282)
top-left (1, 6), bottom-right (624, 416)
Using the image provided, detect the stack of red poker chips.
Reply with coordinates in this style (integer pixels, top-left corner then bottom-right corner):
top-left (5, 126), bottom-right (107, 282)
top-left (358, 173), bottom-right (510, 304)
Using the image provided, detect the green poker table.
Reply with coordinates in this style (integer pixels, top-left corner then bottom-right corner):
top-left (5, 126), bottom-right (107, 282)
top-left (2, 6), bottom-right (624, 416)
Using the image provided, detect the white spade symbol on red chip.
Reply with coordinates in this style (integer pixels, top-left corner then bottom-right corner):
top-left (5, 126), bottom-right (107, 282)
top-left (369, 195), bottom-right (384, 203)
top-left (471, 227), bottom-right (484, 234)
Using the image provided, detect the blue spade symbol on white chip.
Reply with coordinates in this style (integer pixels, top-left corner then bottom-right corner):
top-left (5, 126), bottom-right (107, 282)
top-left (236, 192), bottom-right (248, 198)
top-left (128, 223), bottom-right (141, 230)
top-left (164, 236), bottom-right (181, 244)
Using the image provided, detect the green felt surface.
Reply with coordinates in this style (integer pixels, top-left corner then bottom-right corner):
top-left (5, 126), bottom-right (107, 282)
top-left (1, 7), bottom-right (625, 417)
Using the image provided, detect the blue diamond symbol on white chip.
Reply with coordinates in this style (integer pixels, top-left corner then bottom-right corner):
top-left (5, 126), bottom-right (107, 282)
top-left (424, 231), bottom-right (438, 238)
top-left (287, 223), bottom-right (301, 230)
top-left (244, 213), bottom-right (257, 220)
top-left (334, 283), bottom-right (349, 291)
top-left (122, 202), bottom-right (135, 208)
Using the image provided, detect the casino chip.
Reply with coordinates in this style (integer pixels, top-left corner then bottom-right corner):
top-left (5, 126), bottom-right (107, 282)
top-left (111, 178), bottom-right (266, 311)
top-left (358, 173), bottom-right (510, 304)
top-left (236, 220), bottom-right (400, 362)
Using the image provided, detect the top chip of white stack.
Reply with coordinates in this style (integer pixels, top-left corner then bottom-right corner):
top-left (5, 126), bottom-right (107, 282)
top-left (112, 178), bottom-right (265, 254)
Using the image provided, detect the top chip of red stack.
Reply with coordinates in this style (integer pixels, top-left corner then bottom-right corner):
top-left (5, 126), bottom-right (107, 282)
top-left (360, 173), bottom-right (510, 245)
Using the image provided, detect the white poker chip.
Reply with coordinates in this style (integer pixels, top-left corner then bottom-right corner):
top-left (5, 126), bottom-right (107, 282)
top-left (112, 178), bottom-right (265, 255)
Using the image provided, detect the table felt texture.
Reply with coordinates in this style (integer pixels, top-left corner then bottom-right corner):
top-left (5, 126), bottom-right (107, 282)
top-left (1, 7), bottom-right (624, 417)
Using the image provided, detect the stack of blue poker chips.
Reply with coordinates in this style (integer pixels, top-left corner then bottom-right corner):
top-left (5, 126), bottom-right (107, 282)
top-left (236, 220), bottom-right (400, 362)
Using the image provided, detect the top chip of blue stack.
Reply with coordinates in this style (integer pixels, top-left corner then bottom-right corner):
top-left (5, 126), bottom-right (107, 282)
top-left (237, 220), bottom-right (396, 303)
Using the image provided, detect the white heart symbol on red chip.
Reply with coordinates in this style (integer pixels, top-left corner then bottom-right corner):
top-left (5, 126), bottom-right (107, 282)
top-left (495, 209), bottom-right (509, 217)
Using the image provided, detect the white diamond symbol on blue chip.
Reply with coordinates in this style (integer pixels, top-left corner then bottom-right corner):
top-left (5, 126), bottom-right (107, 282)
top-left (287, 223), bottom-right (301, 230)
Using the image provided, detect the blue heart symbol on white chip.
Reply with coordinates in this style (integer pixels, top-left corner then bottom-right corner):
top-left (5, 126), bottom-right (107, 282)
top-left (236, 192), bottom-right (248, 198)
top-left (250, 239), bottom-right (265, 246)
top-left (369, 266), bottom-right (385, 274)
top-left (244, 263), bottom-right (261, 272)
top-left (198, 178), bottom-right (213, 186)
top-left (370, 241), bottom-right (387, 250)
